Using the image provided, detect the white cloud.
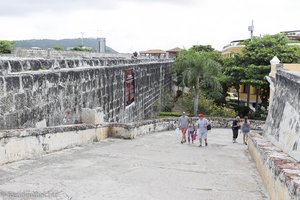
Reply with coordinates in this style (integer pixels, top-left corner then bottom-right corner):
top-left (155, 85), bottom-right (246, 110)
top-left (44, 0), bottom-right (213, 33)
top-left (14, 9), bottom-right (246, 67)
top-left (0, 0), bottom-right (299, 52)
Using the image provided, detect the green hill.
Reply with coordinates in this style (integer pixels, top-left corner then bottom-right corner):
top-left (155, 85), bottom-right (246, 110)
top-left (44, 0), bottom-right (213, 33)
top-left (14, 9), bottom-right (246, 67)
top-left (13, 38), bottom-right (118, 53)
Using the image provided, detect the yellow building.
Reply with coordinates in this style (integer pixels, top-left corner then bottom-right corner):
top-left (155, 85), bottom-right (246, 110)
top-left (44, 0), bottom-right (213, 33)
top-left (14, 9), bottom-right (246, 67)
top-left (222, 39), bottom-right (261, 107)
top-left (221, 39), bottom-right (245, 57)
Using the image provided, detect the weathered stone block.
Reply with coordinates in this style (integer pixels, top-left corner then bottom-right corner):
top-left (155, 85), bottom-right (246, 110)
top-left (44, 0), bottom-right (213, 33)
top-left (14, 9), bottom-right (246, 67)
top-left (22, 75), bottom-right (33, 90)
top-left (5, 76), bottom-right (20, 93)
top-left (18, 109), bottom-right (35, 128)
top-left (0, 94), bottom-right (13, 115)
top-left (66, 60), bottom-right (75, 68)
top-left (46, 73), bottom-right (59, 84)
top-left (40, 59), bottom-right (53, 70)
top-left (33, 74), bottom-right (46, 89)
top-left (58, 60), bottom-right (67, 68)
top-left (15, 93), bottom-right (27, 110)
top-left (10, 60), bottom-right (23, 72)
top-left (29, 60), bottom-right (42, 71)
top-left (0, 77), bottom-right (4, 96)
top-left (5, 113), bottom-right (19, 129)
top-left (0, 116), bottom-right (5, 128)
top-left (81, 108), bottom-right (104, 124)
top-left (0, 60), bottom-right (10, 75)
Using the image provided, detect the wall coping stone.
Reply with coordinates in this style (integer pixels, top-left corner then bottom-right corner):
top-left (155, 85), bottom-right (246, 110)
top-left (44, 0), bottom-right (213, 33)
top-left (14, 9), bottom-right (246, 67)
top-left (249, 131), bottom-right (300, 199)
top-left (0, 117), bottom-right (265, 139)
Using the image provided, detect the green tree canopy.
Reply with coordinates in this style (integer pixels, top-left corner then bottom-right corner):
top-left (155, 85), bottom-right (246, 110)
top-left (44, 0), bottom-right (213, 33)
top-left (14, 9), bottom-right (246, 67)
top-left (236, 34), bottom-right (300, 65)
top-left (173, 49), bottom-right (222, 116)
top-left (226, 33), bottom-right (300, 109)
top-left (70, 45), bottom-right (92, 52)
top-left (0, 40), bottom-right (15, 54)
top-left (52, 45), bottom-right (64, 51)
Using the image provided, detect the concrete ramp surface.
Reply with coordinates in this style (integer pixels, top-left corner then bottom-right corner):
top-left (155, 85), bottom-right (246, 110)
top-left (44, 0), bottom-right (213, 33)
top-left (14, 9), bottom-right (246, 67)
top-left (0, 129), bottom-right (268, 200)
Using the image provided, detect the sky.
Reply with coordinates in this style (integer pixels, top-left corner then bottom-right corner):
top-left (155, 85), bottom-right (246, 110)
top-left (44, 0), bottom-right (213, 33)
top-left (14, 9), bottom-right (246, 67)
top-left (0, 0), bottom-right (299, 53)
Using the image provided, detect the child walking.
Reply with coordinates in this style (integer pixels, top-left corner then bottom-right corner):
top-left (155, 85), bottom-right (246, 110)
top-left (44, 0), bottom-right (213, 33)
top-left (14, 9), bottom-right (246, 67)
top-left (241, 116), bottom-right (250, 145)
top-left (187, 118), bottom-right (196, 144)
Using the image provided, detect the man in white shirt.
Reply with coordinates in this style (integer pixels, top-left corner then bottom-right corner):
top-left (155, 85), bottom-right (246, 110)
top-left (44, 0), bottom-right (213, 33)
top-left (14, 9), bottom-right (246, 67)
top-left (178, 112), bottom-right (189, 144)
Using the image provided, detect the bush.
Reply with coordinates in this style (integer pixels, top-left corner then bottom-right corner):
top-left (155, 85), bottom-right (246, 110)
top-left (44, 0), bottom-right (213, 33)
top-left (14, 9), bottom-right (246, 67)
top-left (178, 92), bottom-right (236, 117)
top-left (161, 93), bottom-right (175, 112)
top-left (253, 109), bottom-right (268, 120)
top-left (209, 105), bottom-right (236, 118)
top-left (158, 112), bottom-right (181, 118)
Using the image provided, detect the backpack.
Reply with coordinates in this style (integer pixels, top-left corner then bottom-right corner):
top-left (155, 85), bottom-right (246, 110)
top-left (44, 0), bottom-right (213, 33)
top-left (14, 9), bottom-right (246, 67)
top-left (207, 124), bottom-right (211, 130)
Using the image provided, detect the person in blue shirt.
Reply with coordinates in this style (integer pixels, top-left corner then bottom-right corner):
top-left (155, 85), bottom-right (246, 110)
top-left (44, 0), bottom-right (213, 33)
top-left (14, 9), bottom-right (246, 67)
top-left (196, 113), bottom-right (209, 147)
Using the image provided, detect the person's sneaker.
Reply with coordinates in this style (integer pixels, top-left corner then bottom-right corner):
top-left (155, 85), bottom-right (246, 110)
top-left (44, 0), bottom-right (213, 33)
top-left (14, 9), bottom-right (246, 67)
top-left (205, 142), bottom-right (208, 146)
top-left (244, 142), bottom-right (247, 145)
top-left (199, 144), bottom-right (202, 147)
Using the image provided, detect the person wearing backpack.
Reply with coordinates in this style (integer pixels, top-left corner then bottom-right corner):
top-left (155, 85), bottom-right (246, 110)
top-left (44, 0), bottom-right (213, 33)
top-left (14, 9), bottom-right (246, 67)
top-left (196, 113), bottom-right (209, 147)
top-left (241, 116), bottom-right (250, 145)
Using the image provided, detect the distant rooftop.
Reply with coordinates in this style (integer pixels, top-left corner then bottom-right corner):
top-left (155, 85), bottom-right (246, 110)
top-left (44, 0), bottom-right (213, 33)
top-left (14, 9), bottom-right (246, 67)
top-left (140, 49), bottom-right (166, 54)
top-left (166, 47), bottom-right (181, 53)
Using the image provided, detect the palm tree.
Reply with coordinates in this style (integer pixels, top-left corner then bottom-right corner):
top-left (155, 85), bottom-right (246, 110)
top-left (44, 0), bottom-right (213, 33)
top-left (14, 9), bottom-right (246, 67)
top-left (173, 50), bottom-right (222, 116)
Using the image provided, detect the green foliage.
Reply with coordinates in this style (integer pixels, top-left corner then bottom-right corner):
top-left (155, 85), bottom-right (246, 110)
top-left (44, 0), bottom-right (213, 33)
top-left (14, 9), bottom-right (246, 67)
top-left (222, 34), bottom-right (300, 109)
top-left (0, 40), bottom-right (15, 54)
top-left (70, 45), bottom-right (93, 52)
top-left (52, 45), bottom-right (64, 51)
top-left (173, 49), bottom-right (223, 96)
top-left (253, 109), bottom-right (268, 120)
top-left (158, 112), bottom-right (181, 118)
top-left (236, 34), bottom-right (300, 65)
top-left (179, 92), bottom-right (236, 118)
top-left (173, 48), bottom-right (224, 116)
top-left (161, 93), bottom-right (175, 112)
top-left (209, 105), bottom-right (237, 118)
top-left (190, 45), bottom-right (215, 52)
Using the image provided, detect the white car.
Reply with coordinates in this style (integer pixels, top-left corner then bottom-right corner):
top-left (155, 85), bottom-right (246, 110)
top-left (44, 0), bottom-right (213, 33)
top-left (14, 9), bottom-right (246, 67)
top-left (225, 92), bottom-right (238, 101)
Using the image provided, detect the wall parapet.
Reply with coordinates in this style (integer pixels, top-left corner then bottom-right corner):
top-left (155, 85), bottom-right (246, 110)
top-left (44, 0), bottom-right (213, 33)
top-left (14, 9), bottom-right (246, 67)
top-left (0, 57), bottom-right (173, 74)
top-left (249, 132), bottom-right (300, 200)
top-left (0, 117), bottom-right (265, 165)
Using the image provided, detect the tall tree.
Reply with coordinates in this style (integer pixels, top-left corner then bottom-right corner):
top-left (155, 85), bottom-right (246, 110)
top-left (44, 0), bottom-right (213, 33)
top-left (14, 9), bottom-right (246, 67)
top-left (0, 40), bottom-right (15, 54)
top-left (173, 49), bottom-right (222, 116)
top-left (241, 65), bottom-right (270, 110)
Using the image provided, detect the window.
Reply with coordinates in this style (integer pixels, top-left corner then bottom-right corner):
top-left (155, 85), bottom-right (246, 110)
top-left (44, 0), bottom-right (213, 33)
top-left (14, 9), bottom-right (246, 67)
top-left (243, 84), bottom-right (249, 93)
top-left (125, 69), bottom-right (135, 106)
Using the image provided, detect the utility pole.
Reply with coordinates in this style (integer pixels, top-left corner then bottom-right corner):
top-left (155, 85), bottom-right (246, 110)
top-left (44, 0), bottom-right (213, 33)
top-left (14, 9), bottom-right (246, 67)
top-left (97, 29), bottom-right (101, 53)
top-left (80, 32), bottom-right (84, 46)
top-left (248, 20), bottom-right (254, 38)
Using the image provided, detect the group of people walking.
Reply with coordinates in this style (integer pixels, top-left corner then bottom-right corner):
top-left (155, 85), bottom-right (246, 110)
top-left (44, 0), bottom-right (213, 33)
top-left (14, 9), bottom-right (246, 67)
top-left (178, 112), bottom-right (250, 146)
top-left (232, 116), bottom-right (250, 145)
top-left (178, 112), bottom-right (210, 147)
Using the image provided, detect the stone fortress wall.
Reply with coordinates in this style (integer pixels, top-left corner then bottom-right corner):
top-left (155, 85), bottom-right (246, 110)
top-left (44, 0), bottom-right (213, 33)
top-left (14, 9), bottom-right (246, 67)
top-left (0, 57), bottom-right (172, 130)
top-left (248, 60), bottom-right (300, 200)
top-left (265, 64), bottom-right (300, 160)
